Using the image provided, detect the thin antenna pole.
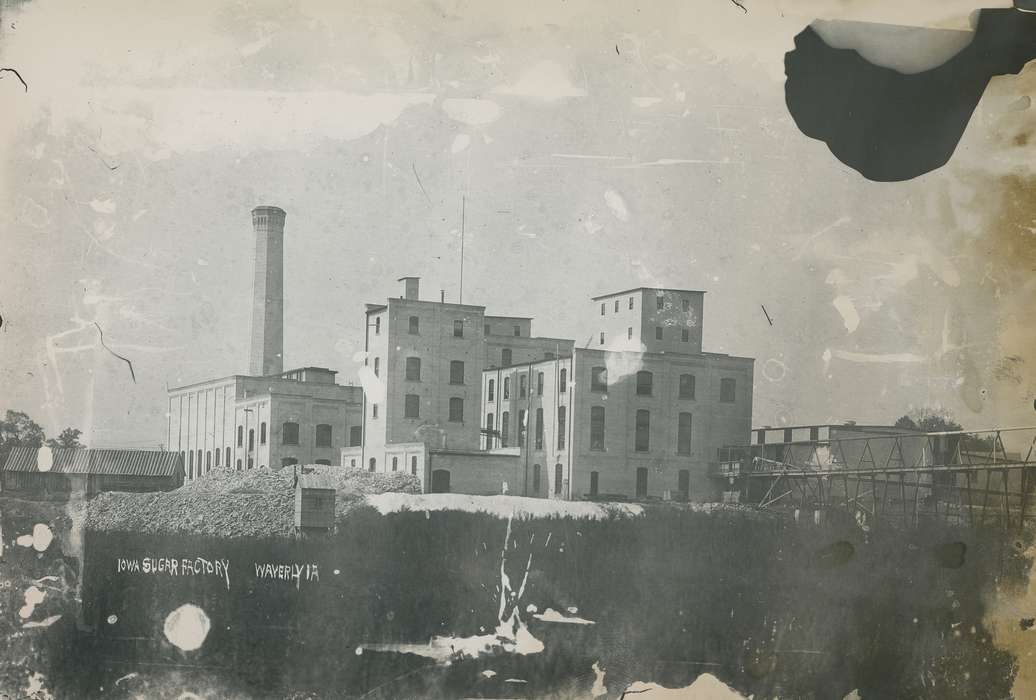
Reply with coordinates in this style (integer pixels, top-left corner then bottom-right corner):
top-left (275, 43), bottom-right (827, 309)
top-left (460, 196), bottom-right (466, 304)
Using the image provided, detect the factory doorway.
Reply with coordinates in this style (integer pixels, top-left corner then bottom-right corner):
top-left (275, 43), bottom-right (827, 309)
top-left (431, 469), bottom-right (451, 493)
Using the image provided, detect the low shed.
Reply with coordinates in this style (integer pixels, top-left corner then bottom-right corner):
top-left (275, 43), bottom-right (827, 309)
top-left (294, 471), bottom-right (336, 531)
top-left (1, 447), bottom-right (185, 500)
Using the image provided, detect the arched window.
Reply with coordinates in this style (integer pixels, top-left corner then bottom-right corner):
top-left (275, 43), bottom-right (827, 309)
top-left (225, 447), bottom-right (231, 467)
top-left (406, 357), bottom-right (421, 381)
top-left (315, 424), bottom-right (332, 447)
top-left (282, 422), bottom-right (300, 445)
top-left (237, 425), bottom-right (244, 447)
top-left (206, 451), bottom-right (211, 469)
top-left (392, 456), bottom-right (398, 471)
top-left (557, 406), bottom-right (566, 450)
top-left (503, 377), bottom-right (511, 399)
top-left (535, 408), bottom-right (544, 449)
top-left (236, 459), bottom-right (242, 470)
top-left (188, 450), bottom-right (194, 479)
top-left (501, 412), bottom-right (510, 447)
top-left (679, 374), bottom-right (696, 399)
top-left (590, 367), bottom-right (608, 392)
top-left (373, 357), bottom-right (380, 377)
top-left (559, 368), bottom-right (567, 392)
top-left (248, 428), bottom-right (255, 451)
top-left (404, 394), bottom-right (420, 418)
top-left (197, 450), bottom-right (202, 473)
top-left (554, 463), bottom-right (563, 495)
top-left (350, 459), bottom-right (356, 467)
top-left (486, 412), bottom-right (495, 431)
top-left (368, 457), bottom-right (376, 472)
top-left (214, 449), bottom-right (220, 466)
top-left (260, 422), bottom-right (267, 444)
top-left (411, 455), bottom-right (418, 475)
top-left (536, 372), bottom-right (544, 395)
top-left (636, 371), bottom-right (653, 396)
top-left (635, 410), bottom-right (650, 452)
top-left (488, 379), bottom-right (495, 402)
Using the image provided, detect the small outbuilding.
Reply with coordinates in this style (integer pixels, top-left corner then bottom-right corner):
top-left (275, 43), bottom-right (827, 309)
top-left (294, 470), bottom-right (336, 532)
top-left (1, 446), bottom-right (185, 500)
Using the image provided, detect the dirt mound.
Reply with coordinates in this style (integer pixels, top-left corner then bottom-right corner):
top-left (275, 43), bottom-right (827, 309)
top-left (85, 465), bottom-right (420, 537)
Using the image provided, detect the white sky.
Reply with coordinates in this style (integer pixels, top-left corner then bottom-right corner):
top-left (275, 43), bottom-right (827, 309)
top-left (1, 0), bottom-right (1033, 447)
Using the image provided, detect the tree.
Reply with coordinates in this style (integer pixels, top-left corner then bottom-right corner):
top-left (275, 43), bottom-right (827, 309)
top-left (46, 428), bottom-right (84, 449)
top-left (0, 410), bottom-right (46, 468)
top-left (893, 408), bottom-right (962, 433)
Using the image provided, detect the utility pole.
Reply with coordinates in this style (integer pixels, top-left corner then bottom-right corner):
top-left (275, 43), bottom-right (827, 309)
top-left (459, 195), bottom-right (466, 304)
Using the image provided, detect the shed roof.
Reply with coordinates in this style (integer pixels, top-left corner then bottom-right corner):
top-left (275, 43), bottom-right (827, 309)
top-left (3, 447), bottom-right (184, 477)
top-left (298, 472), bottom-right (337, 491)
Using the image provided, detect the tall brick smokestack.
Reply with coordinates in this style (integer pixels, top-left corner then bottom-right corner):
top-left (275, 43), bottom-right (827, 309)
top-left (249, 206), bottom-right (285, 376)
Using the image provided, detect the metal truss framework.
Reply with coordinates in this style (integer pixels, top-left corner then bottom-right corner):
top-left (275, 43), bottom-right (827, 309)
top-left (721, 427), bottom-right (1036, 530)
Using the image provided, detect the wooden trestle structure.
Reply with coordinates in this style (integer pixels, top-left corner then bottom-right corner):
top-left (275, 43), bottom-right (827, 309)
top-left (718, 427), bottom-right (1036, 529)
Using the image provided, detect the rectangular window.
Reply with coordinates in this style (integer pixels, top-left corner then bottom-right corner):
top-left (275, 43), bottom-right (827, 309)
top-left (590, 366), bottom-right (608, 392)
top-left (372, 403), bottom-right (378, 419)
top-left (484, 323), bottom-right (491, 336)
top-left (599, 332), bottom-right (605, 345)
top-left (590, 471), bottom-right (599, 497)
top-left (560, 368), bottom-right (567, 392)
top-left (656, 296), bottom-right (664, 310)
top-left (535, 408), bottom-right (544, 449)
top-left (315, 424), bottom-right (332, 447)
top-left (536, 372), bottom-right (544, 395)
top-left (404, 394), bottom-right (420, 418)
top-left (557, 406), bottom-right (566, 450)
top-left (720, 378), bottom-right (736, 403)
top-left (282, 457), bottom-right (298, 467)
top-left (373, 357), bottom-right (380, 377)
top-left (683, 298), bottom-right (690, 312)
top-left (784, 428), bottom-right (793, 443)
top-left (503, 377), bottom-right (510, 399)
top-left (488, 379), bottom-right (495, 402)
top-left (260, 422), bottom-right (267, 445)
top-left (518, 409), bottom-right (527, 445)
top-left (237, 425), bottom-right (243, 447)
top-left (513, 325), bottom-right (521, 336)
top-left (757, 429), bottom-right (766, 445)
top-left (450, 360), bottom-right (465, 385)
top-left (679, 374), bottom-right (696, 399)
top-left (628, 327), bottom-right (633, 340)
top-left (629, 296), bottom-right (634, 309)
top-left (590, 406), bottom-right (605, 451)
top-left (405, 356), bottom-right (421, 381)
top-left (449, 397), bottom-right (464, 422)
top-left (614, 300), bottom-right (619, 312)
top-left (636, 467), bottom-right (648, 498)
top-left (519, 374), bottom-right (527, 398)
top-left (501, 412), bottom-right (510, 447)
top-left (349, 426), bottom-right (362, 447)
top-left (375, 316), bottom-right (381, 334)
top-left (678, 412), bottom-right (692, 455)
top-left (682, 328), bottom-right (690, 342)
top-left (282, 422), bottom-right (299, 445)
top-left (453, 319), bottom-right (464, 337)
top-left (409, 315), bottom-right (420, 334)
top-left (810, 426), bottom-right (820, 441)
top-left (655, 327), bottom-right (663, 340)
top-left (392, 457), bottom-right (398, 472)
top-left (635, 409), bottom-right (650, 452)
top-left (533, 464), bottom-right (541, 493)
top-left (502, 348), bottom-right (512, 366)
top-left (600, 303), bottom-right (605, 316)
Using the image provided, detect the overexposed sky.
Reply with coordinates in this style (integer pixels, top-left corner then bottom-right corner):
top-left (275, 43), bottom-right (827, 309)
top-left (1, 0), bottom-right (1033, 447)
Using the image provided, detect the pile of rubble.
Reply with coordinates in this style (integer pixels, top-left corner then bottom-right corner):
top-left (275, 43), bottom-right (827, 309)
top-left (85, 465), bottom-right (420, 537)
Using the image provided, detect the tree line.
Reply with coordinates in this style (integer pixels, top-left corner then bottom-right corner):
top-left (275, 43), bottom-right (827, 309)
top-left (0, 410), bottom-right (84, 468)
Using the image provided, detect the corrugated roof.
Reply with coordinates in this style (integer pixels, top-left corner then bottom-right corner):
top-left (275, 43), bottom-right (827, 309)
top-left (2, 447), bottom-right (184, 477)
